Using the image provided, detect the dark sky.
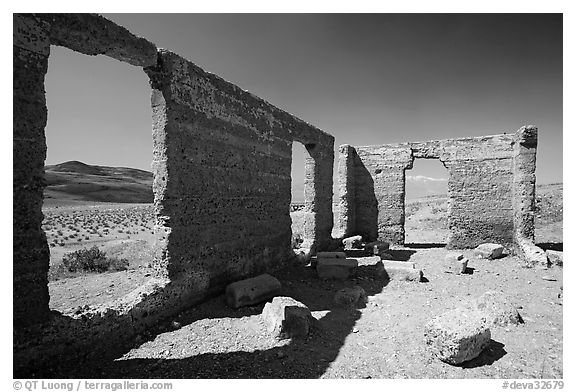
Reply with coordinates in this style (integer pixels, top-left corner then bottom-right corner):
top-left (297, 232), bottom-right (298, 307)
top-left (44, 13), bottom-right (562, 196)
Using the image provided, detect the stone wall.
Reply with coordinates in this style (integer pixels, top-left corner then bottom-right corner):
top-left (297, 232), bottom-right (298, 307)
top-left (13, 13), bottom-right (334, 375)
top-left (340, 127), bottom-right (541, 262)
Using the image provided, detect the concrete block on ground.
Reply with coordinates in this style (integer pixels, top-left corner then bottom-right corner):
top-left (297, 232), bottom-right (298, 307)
top-left (225, 274), bottom-right (281, 309)
top-left (317, 258), bottom-right (358, 279)
top-left (546, 250), bottom-right (563, 266)
top-left (424, 308), bottom-right (491, 365)
top-left (366, 241), bottom-right (390, 256)
top-left (444, 253), bottom-right (469, 274)
top-left (262, 296), bottom-right (314, 339)
top-left (342, 235), bottom-right (363, 250)
top-left (376, 261), bottom-right (422, 282)
top-left (378, 251), bottom-right (394, 260)
top-left (334, 286), bottom-right (367, 308)
top-left (474, 243), bottom-right (504, 259)
top-left (311, 252), bottom-right (347, 268)
top-left (474, 291), bottom-right (523, 326)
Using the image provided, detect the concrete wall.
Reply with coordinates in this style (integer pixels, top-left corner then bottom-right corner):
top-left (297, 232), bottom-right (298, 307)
top-left (13, 13), bottom-right (334, 374)
top-left (339, 127), bottom-right (544, 264)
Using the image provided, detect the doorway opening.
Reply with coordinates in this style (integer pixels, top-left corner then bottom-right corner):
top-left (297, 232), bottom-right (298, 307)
top-left (404, 158), bottom-right (449, 246)
top-left (42, 46), bottom-right (156, 312)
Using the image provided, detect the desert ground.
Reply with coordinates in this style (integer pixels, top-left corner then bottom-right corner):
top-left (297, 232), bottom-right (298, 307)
top-left (40, 182), bottom-right (563, 378)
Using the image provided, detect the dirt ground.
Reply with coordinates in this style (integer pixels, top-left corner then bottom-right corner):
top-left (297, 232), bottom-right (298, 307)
top-left (42, 185), bottom-right (563, 379)
top-left (58, 246), bottom-right (562, 379)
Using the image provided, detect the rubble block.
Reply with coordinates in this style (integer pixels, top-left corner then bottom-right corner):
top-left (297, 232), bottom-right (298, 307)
top-left (546, 250), bottom-right (563, 266)
top-left (474, 291), bottom-right (523, 326)
top-left (366, 241), bottom-right (390, 256)
top-left (444, 253), bottom-right (469, 274)
top-left (344, 248), bottom-right (372, 257)
top-left (342, 235), bottom-right (363, 250)
top-left (378, 252), bottom-right (394, 260)
top-left (424, 308), bottom-right (491, 365)
top-left (225, 274), bottom-right (281, 309)
top-left (334, 286), bottom-right (367, 308)
top-left (474, 243), bottom-right (504, 259)
top-left (311, 251), bottom-right (347, 268)
top-left (377, 261), bottom-right (422, 282)
top-left (317, 258), bottom-right (358, 279)
top-left (262, 296), bottom-right (315, 339)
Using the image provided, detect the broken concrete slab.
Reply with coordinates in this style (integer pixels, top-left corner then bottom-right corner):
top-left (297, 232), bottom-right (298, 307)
top-left (316, 258), bottom-right (358, 279)
top-left (262, 296), bottom-right (314, 339)
top-left (444, 253), bottom-right (469, 274)
top-left (342, 235), bottom-right (363, 250)
top-left (424, 308), bottom-right (491, 365)
top-left (376, 261), bottom-right (422, 282)
top-left (311, 251), bottom-right (347, 268)
top-left (474, 243), bottom-right (504, 259)
top-left (474, 291), bottom-right (523, 326)
top-left (546, 250), bottom-right (563, 266)
top-left (225, 274), bottom-right (281, 309)
top-left (334, 286), bottom-right (367, 308)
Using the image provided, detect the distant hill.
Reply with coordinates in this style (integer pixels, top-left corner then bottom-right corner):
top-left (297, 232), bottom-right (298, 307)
top-left (44, 161), bottom-right (153, 204)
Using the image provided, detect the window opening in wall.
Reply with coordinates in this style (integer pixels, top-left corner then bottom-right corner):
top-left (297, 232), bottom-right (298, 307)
top-left (290, 142), bottom-right (308, 250)
top-left (404, 158), bottom-right (449, 246)
top-left (43, 46), bottom-right (156, 312)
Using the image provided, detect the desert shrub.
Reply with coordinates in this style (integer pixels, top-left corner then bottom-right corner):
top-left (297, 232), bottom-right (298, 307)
top-left (62, 246), bottom-right (115, 273)
top-left (108, 257), bottom-right (129, 271)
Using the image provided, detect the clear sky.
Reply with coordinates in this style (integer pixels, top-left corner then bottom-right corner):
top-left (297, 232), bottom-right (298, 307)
top-left (44, 13), bottom-right (563, 198)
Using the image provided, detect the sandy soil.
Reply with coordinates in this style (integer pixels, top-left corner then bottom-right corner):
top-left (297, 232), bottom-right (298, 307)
top-left (64, 247), bottom-right (562, 379)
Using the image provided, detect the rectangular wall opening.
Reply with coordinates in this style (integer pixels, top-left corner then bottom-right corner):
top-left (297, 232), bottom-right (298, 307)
top-left (404, 158), bottom-right (449, 246)
top-left (43, 46), bottom-right (159, 313)
top-left (290, 142), bottom-right (308, 250)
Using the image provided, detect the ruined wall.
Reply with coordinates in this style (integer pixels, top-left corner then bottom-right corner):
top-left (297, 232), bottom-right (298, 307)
top-left (14, 13), bottom-right (334, 374)
top-left (342, 127), bottom-right (539, 257)
top-left (144, 49), bottom-right (334, 303)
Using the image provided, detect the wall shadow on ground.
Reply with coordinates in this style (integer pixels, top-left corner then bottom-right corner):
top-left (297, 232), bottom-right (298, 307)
top-left (53, 263), bottom-right (389, 378)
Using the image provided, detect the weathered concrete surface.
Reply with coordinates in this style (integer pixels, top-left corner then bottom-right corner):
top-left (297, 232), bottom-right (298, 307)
top-left (336, 144), bottom-right (356, 238)
top-left (13, 14), bottom-right (51, 327)
top-left (338, 127), bottom-right (540, 263)
top-left (342, 235), bottom-right (363, 250)
top-left (34, 14), bottom-right (158, 67)
top-left (377, 261), bottom-right (423, 282)
top-left (424, 308), bottom-right (492, 365)
top-left (13, 13), bottom-right (336, 375)
top-left (474, 291), bottom-right (523, 326)
top-left (262, 297), bottom-right (314, 339)
top-left (444, 253), bottom-right (468, 274)
top-left (474, 243), bottom-right (505, 259)
top-left (225, 274), bottom-right (282, 309)
top-left (317, 258), bottom-right (358, 279)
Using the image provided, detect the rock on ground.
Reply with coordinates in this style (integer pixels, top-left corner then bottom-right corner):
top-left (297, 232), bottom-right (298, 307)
top-left (317, 258), bottom-right (358, 279)
top-left (474, 243), bottom-right (505, 259)
top-left (334, 286), bottom-right (367, 308)
top-left (474, 291), bottom-right (523, 326)
top-left (546, 250), bottom-right (563, 266)
top-left (376, 261), bottom-right (422, 282)
top-left (261, 296), bottom-right (315, 339)
top-left (225, 274), bottom-right (281, 309)
top-left (444, 253), bottom-right (468, 274)
top-left (342, 235), bottom-right (363, 250)
top-left (424, 308), bottom-right (492, 365)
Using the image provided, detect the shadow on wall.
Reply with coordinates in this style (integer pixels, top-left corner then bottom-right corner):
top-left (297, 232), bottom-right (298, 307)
top-left (353, 158), bottom-right (378, 243)
top-left (20, 264), bottom-right (388, 378)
